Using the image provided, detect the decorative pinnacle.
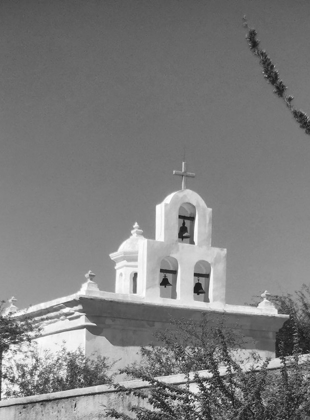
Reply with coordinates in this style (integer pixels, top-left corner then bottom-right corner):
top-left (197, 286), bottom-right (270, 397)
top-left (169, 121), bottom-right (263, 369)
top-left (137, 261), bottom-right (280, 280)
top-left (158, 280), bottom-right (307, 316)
top-left (8, 296), bottom-right (17, 305)
top-left (85, 270), bottom-right (96, 282)
top-left (79, 270), bottom-right (99, 293)
top-left (261, 290), bottom-right (271, 301)
top-left (131, 222), bottom-right (143, 237)
top-left (257, 290), bottom-right (277, 313)
top-left (3, 296), bottom-right (18, 315)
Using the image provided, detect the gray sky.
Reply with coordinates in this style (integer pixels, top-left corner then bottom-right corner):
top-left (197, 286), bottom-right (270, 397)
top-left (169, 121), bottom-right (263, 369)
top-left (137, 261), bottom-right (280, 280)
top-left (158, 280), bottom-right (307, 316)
top-left (1, 0), bottom-right (310, 309)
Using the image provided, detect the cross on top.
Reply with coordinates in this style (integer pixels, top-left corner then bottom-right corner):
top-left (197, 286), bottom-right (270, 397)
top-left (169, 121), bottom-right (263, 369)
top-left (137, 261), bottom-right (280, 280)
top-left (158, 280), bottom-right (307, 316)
top-left (173, 161), bottom-right (195, 190)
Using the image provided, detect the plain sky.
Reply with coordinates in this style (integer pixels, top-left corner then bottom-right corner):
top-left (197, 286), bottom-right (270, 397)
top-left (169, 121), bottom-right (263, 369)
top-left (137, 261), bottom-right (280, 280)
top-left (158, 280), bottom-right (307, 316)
top-left (1, 0), bottom-right (310, 309)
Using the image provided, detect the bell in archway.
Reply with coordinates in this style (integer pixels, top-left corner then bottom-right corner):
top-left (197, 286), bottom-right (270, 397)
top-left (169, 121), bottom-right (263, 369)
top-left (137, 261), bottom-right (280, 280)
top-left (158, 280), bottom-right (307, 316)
top-left (160, 274), bottom-right (172, 288)
top-left (193, 278), bottom-right (205, 295)
top-left (178, 220), bottom-right (190, 241)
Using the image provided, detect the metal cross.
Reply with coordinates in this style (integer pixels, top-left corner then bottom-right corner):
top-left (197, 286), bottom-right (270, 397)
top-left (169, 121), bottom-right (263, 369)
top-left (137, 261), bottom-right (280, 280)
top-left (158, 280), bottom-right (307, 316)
top-left (173, 161), bottom-right (195, 190)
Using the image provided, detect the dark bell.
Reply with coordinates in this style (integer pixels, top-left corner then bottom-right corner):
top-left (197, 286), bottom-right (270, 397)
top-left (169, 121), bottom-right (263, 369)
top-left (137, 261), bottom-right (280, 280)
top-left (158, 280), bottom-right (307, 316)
top-left (194, 279), bottom-right (205, 295)
top-left (160, 274), bottom-right (172, 288)
top-left (178, 220), bottom-right (190, 241)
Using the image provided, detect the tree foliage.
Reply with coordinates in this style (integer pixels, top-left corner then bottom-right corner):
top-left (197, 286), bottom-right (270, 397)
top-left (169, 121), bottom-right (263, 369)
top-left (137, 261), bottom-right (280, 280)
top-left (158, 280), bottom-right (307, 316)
top-left (270, 285), bottom-right (310, 357)
top-left (0, 301), bottom-right (37, 356)
top-left (106, 315), bottom-right (310, 420)
top-left (124, 316), bottom-right (243, 378)
top-left (0, 300), bottom-right (38, 399)
top-left (2, 344), bottom-right (112, 398)
top-left (243, 17), bottom-right (310, 136)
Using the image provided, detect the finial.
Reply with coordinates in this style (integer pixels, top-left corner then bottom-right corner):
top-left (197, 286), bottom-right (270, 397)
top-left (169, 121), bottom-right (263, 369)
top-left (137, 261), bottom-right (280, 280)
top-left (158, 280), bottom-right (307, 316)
top-left (257, 290), bottom-right (277, 313)
top-left (3, 296), bottom-right (18, 316)
top-left (79, 270), bottom-right (99, 294)
top-left (85, 270), bottom-right (96, 282)
top-left (261, 290), bottom-right (271, 301)
top-left (8, 296), bottom-right (17, 305)
top-left (131, 222), bottom-right (143, 237)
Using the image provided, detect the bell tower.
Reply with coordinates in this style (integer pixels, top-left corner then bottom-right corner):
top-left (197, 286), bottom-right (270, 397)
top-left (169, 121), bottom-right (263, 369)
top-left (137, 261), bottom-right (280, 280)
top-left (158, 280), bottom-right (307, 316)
top-left (141, 185), bottom-right (226, 306)
top-left (110, 161), bottom-right (227, 308)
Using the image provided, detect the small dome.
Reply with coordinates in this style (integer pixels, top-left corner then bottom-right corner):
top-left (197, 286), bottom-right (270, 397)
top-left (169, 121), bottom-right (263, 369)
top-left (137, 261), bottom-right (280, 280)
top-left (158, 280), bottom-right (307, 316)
top-left (117, 222), bottom-right (144, 252)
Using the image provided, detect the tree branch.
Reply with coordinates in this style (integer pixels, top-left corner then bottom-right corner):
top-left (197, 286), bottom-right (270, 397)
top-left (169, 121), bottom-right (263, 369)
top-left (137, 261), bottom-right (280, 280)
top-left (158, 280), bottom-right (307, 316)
top-left (243, 16), bottom-right (310, 136)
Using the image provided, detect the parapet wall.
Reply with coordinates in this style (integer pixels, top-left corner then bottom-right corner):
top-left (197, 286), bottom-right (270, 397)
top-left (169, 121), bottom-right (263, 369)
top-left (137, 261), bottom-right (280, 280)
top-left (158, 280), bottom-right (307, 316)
top-left (0, 357), bottom-right (305, 420)
top-left (0, 379), bottom-right (148, 420)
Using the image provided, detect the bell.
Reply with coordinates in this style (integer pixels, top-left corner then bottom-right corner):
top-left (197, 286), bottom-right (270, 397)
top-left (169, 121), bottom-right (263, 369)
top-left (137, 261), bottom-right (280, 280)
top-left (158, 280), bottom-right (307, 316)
top-left (178, 220), bottom-right (190, 241)
top-left (193, 278), bottom-right (205, 295)
top-left (160, 274), bottom-right (172, 288)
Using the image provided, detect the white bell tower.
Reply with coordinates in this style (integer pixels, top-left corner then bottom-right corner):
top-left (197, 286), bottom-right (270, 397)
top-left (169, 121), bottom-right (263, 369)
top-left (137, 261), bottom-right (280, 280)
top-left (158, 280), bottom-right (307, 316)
top-left (110, 161), bottom-right (227, 308)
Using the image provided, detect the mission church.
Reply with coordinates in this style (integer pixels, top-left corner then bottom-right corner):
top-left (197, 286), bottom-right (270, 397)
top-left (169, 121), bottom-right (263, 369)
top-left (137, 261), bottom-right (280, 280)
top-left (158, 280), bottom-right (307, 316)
top-left (7, 162), bottom-right (288, 370)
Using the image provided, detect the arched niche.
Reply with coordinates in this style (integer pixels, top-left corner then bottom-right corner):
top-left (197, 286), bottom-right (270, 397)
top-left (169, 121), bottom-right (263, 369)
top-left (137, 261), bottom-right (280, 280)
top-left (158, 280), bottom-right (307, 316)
top-left (193, 260), bottom-right (211, 302)
top-left (159, 256), bottom-right (178, 299)
top-left (130, 272), bottom-right (138, 294)
top-left (178, 203), bottom-right (196, 244)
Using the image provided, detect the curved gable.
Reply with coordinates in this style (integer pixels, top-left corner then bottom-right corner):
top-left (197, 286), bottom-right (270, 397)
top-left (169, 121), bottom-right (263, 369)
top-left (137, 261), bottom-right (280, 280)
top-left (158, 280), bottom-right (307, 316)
top-left (156, 189), bottom-right (212, 247)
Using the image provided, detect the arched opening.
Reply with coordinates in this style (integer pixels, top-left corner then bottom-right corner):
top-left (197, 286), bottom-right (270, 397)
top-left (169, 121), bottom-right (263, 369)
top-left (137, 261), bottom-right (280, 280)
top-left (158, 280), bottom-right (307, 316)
top-left (130, 272), bottom-right (138, 294)
top-left (193, 260), bottom-right (211, 302)
top-left (178, 203), bottom-right (196, 244)
top-left (159, 256), bottom-right (178, 299)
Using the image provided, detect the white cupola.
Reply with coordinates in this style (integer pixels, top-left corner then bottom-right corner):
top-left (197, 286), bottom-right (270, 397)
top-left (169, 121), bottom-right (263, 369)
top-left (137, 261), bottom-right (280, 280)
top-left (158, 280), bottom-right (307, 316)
top-left (109, 222), bottom-right (145, 295)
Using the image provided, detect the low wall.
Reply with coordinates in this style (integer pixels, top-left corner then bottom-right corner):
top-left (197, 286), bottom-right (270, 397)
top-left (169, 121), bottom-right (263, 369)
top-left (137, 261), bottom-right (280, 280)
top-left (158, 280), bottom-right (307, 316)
top-left (0, 371), bottom-right (192, 420)
top-left (0, 380), bottom-right (145, 420)
top-left (0, 357), bottom-right (308, 420)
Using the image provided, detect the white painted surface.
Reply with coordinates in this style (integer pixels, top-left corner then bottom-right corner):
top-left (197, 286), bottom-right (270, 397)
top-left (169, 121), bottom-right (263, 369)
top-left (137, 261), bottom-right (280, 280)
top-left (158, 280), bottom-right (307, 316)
top-left (11, 189), bottom-right (287, 372)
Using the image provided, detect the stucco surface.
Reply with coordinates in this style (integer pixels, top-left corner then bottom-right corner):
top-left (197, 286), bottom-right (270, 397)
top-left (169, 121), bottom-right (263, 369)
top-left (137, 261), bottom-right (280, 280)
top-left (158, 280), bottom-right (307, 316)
top-left (1, 357), bottom-right (308, 420)
top-left (23, 294), bottom-right (288, 374)
top-left (9, 188), bottom-right (288, 380)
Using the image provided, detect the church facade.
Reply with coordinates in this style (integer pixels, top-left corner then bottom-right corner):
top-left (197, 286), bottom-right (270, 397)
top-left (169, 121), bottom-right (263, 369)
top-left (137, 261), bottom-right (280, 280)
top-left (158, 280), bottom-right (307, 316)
top-left (11, 165), bottom-right (288, 370)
